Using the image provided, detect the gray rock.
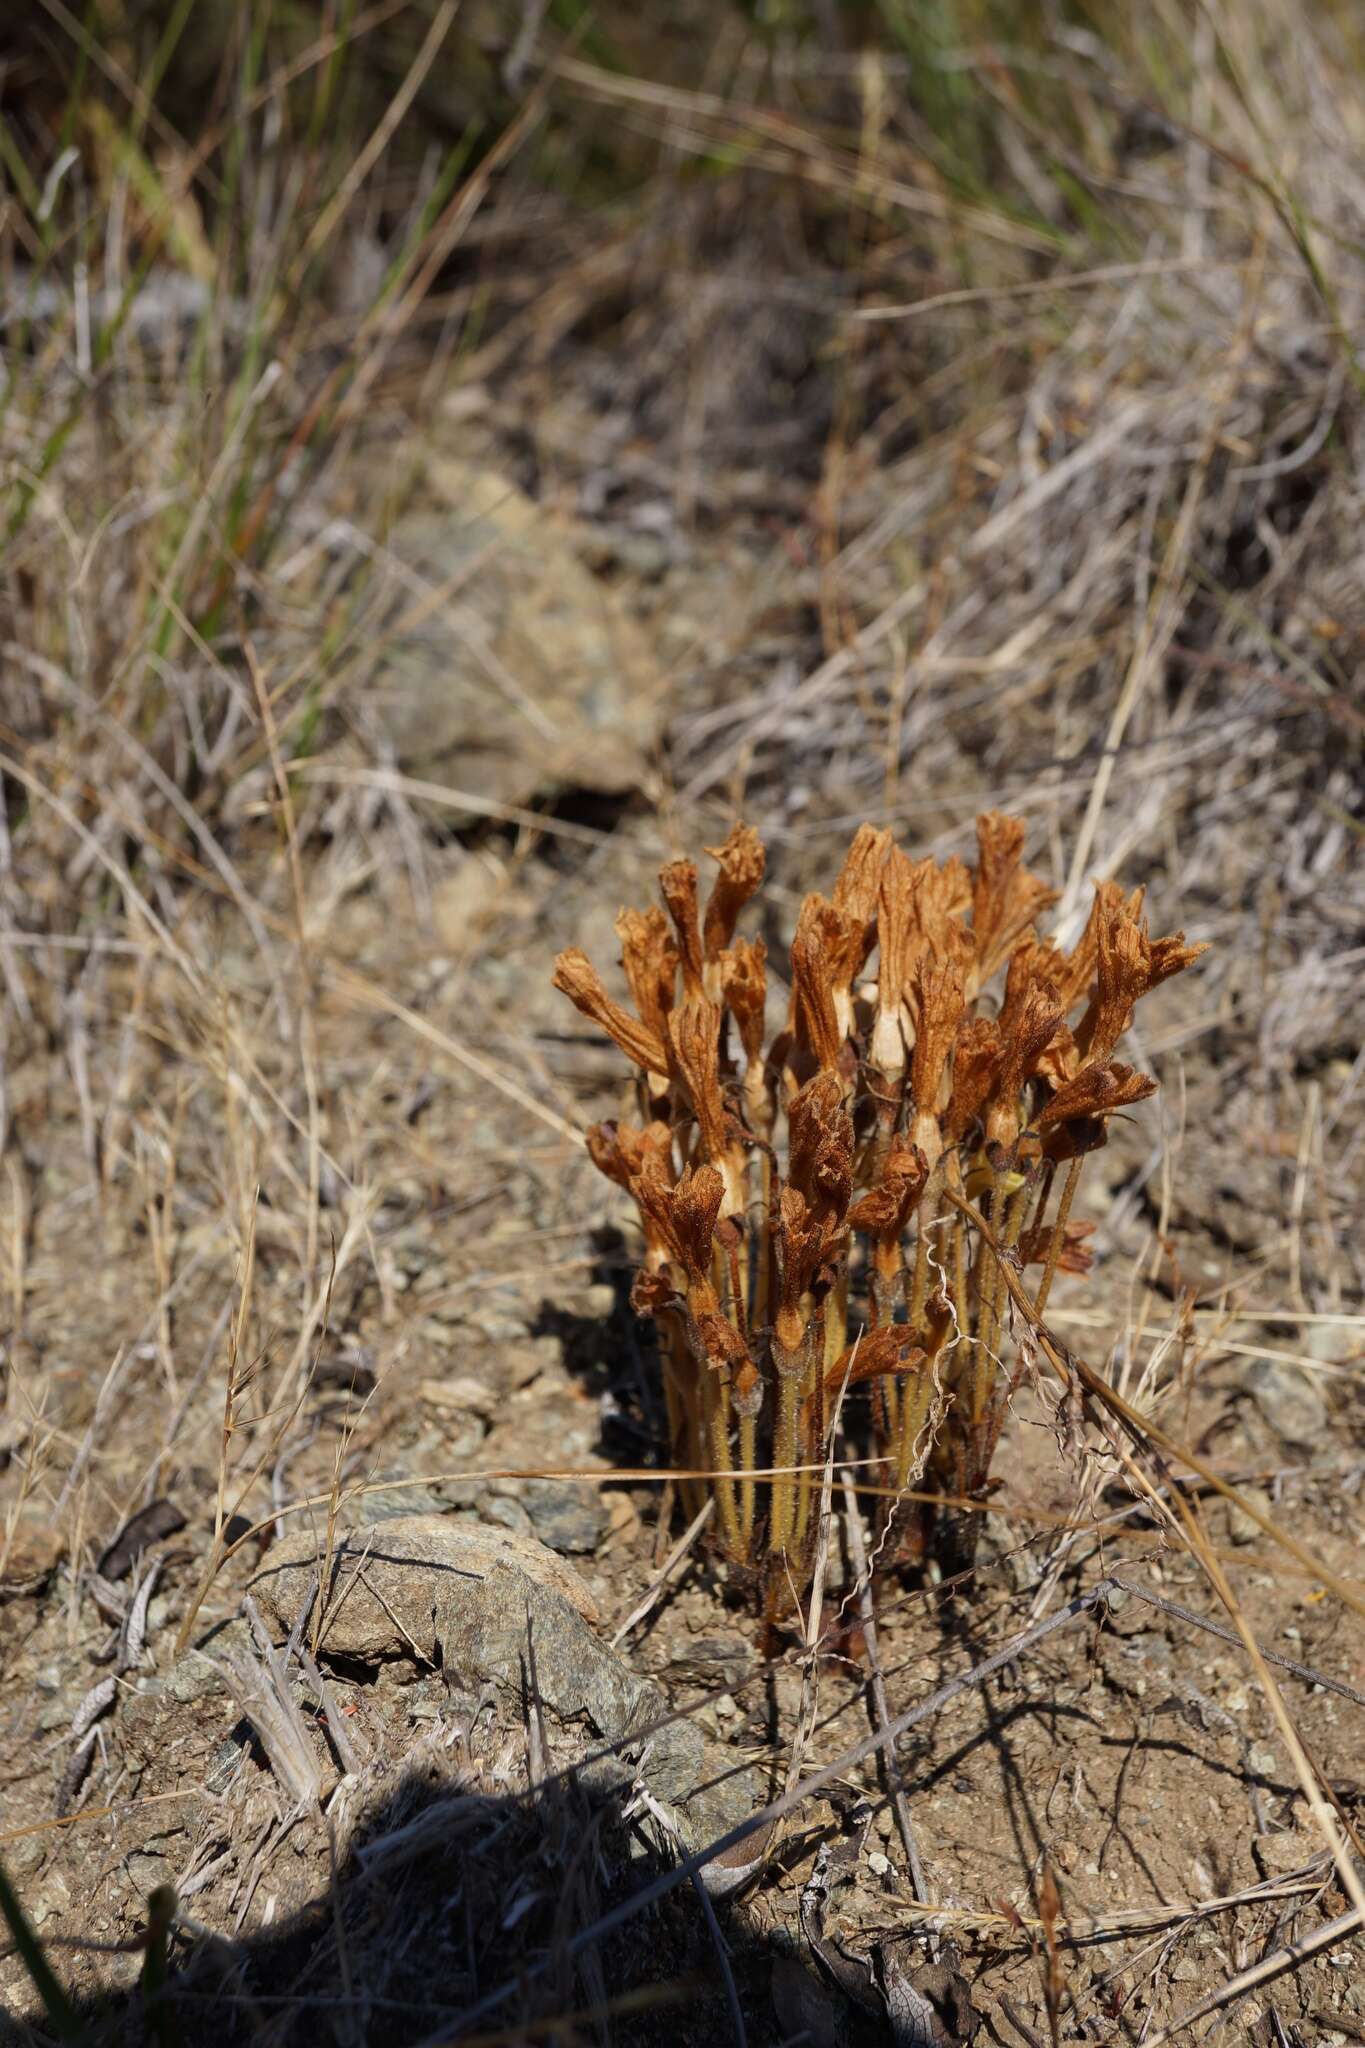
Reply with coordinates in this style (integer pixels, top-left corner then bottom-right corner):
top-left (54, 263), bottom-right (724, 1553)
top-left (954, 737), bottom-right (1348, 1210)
top-left (248, 1523), bottom-right (762, 1858)
top-left (1227, 1483), bottom-right (1272, 1545)
top-left (1245, 1357), bottom-right (1327, 1447)
top-left (165, 1650), bottom-right (229, 1704)
top-left (442, 1561), bottom-right (763, 1852)
top-left (1301, 1322), bottom-right (1360, 1367)
top-left (248, 1512), bottom-right (600, 1657)
top-left (364, 460), bottom-right (660, 817)
top-left (518, 1478), bottom-right (608, 1555)
top-left (482, 1494), bottom-right (537, 1539)
top-left (356, 1485), bottom-right (453, 1524)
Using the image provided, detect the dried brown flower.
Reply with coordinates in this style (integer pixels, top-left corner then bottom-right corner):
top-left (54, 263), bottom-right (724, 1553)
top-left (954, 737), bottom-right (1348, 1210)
top-left (552, 810), bottom-right (1206, 1599)
top-left (1037, 1058), bottom-right (1158, 1126)
top-left (659, 858), bottom-right (706, 1000)
top-left (970, 811), bottom-right (1059, 987)
top-left (703, 823), bottom-right (766, 963)
top-left (553, 949), bottom-right (668, 1075)
top-left (666, 994), bottom-right (733, 1183)
top-left (789, 896), bottom-right (847, 1072)
top-left (615, 905), bottom-right (678, 1056)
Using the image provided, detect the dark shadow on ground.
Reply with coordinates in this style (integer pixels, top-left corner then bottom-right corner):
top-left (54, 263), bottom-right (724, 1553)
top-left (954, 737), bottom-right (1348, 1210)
top-left (1, 1761), bottom-right (905, 2048)
top-left (532, 1224), bottom-right (670, 1466)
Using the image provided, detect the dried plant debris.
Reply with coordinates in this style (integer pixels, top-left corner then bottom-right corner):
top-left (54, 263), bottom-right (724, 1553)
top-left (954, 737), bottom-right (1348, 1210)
top-left (555, 815), bottom-right (1205, 1615)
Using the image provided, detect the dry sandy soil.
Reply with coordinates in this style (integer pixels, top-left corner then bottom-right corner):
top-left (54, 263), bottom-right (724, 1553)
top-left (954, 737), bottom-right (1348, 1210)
top-left (1, 7), bottom-right (1364, 2044)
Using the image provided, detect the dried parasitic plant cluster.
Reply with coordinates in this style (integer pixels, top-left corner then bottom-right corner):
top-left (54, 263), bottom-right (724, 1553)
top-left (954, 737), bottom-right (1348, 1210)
top-left (554, 817), bottom-right (1204, 1609)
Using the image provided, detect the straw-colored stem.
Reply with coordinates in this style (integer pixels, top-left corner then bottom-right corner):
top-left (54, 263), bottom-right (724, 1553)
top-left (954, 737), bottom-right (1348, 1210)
top-left (950, 1203), bottom-right (970, 1343)
top-left (975, 1174), bottom-right (1031, 1420)
top-left (753, 1149), bottom-right (773, 1331)
top-left (665, 1316), bottom-right (705, 1519)
top-left (704, 1372), bottom-right (742, 1559)
top-left (793, 1298), bottom-right (825, 1555)
top-left (895, 1361), bottom-right (935, 1491)
top-left (769, 1360), bottom-right (800, 1559)
top-left (907, 1157), bottom-right (945, 1333)
top-left (738, 1408), bottom-right (757, 1549)
top-left (972, 1165), bottom-right (1013, 1428)
top-left (1027, 1159), bottom-right (1057, 1247)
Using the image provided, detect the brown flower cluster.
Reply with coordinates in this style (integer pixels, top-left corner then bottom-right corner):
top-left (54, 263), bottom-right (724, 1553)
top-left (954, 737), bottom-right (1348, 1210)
top-left (553, 816), bottom-right (1204, 1605)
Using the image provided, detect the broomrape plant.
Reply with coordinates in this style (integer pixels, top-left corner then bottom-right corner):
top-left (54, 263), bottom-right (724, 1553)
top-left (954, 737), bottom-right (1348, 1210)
top-left (554, 817), bottom-right (1204, 1614)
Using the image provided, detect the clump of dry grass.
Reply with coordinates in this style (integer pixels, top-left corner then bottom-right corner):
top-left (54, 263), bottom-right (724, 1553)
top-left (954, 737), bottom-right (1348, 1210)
top-left (555, 814), bottom-right (1205, 1613)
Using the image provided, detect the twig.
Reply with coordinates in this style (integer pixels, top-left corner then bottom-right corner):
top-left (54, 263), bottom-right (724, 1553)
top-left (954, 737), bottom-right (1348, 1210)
top-left (840, 1470), bottom-right (934, 1928)
top-left (611, 1497), bottom-right (713, 1647)
top-left (1110, 1575), bottom-right (1365, 1709)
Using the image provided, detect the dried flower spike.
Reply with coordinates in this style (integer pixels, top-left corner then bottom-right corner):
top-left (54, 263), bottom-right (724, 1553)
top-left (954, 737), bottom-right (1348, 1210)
top-left (554, 817), bottom-right (1205, 1615)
